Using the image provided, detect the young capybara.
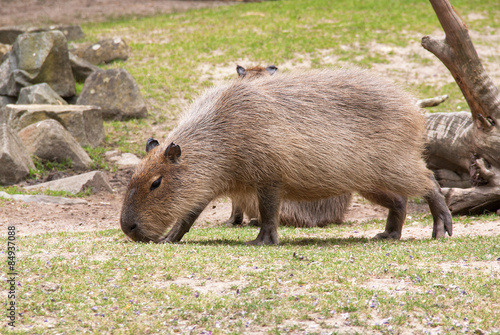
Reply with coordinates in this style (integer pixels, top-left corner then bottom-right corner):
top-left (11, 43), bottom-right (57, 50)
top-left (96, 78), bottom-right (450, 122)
top-left (120, 68), bottom-right (453, 245)
top-left (228, 64), bottom-right (352, 228)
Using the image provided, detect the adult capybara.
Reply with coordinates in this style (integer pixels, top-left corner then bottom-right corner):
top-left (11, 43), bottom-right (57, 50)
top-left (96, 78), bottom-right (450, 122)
top-left (228, 64), bottom-right (352, 228)
top-left (121, 68), bottom-right (452, 245)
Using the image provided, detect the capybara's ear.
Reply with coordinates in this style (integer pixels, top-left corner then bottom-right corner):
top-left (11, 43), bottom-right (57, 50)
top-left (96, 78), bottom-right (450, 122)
top-left (266, 65), bottom-right (278, 75)
top-left (146, 138), bottom-right (159, 153)
top-left (236, 65), bottom-right (246, 77)
top-left (165, 142), bottom-right (181, 163)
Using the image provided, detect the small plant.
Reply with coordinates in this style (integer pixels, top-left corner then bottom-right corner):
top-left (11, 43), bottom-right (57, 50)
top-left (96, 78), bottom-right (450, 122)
top-left (28, 155), bottom-right (73, 181)
top-left (84, 146), bottom-right (115, 171)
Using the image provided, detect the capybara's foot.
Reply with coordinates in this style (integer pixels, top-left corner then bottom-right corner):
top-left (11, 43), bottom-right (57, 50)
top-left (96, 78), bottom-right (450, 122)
top-left (245, 228), bottom-right (279, 245)
top-left (373, 231), bottom-right (401, 240)
top-left (248, 219), bottom-right (260, 227)
top-left (432, 211), bottom-right (453, 238)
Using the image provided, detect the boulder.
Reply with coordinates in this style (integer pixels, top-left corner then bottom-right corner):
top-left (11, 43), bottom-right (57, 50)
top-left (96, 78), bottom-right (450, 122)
top-left (24, 171), bottom-right (113, 194)
top-left (77, 68), bottom-right (147, 120)
top-left (0, 27), bottom-right (25, 45)
top-left (73, 37), bottom-right (129, 65)
top-left (18, 119), bottom-right (92, 170)
top-left (0, 95), bottom-right (16, 108)
top-left (0, 191), bottom-right (87, 205)
top-left (0, 109), bottom-right (35, 185)
top-left (17, 83), bottom-right (68, 105)
top-left (0, 25), bottom-right (84, 45)
top-left (6, 104), bottom-right (104, 148)
top-left (68, 52), bottom-right (101, 83)
top-left (0, 43), bottom-right (10, 60)
top-left (105, 150), bottom-right (140, 170)
top-left (34, 25), bottom-right (85, 42)
top-left (0, 31), bottom-right (75, 97)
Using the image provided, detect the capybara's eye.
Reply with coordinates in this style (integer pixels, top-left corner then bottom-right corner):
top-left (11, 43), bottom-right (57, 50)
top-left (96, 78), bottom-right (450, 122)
top-left (150, 176), bottom-right (162, 191)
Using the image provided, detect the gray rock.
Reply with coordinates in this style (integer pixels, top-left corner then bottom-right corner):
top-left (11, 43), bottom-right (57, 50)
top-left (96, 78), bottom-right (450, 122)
top-left (24, 171), bottom-right (112, 194)
top-left (0, 109), bottom-right (35, 185)
top-left (0, 25), bottom-right (84, 45)
top-left (0, 191), bottom-right (87, 205)
top-left (0, 95), bottom-right (16, 108)
top-left (17, 119), bottom-right (92, 170)
top-left (0, 27), bottom-right (25, 45)
top-left (77, 68), bottom-right (147, 120)
top-left (73, 37), bottom-right (129, 65)
top-left (69, 52), bottom-right (101, 83)
top-left (105, 150), bottom-right (140, 169)
top-left (0, 43), bottom-right (10, 60)
top-left (6, 104), bottom-right (104, 148)
top-left (34, 25), bottom-right (85, 42)
top-left (0, 31), bottom-right (75, 97)
top-left (17, 83), bottom-right (68, 105)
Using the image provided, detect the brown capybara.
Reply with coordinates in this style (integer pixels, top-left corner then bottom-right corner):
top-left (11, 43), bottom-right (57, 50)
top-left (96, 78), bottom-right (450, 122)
top-left (120, 68), bottom-right (452, 245)
top-left (236, 64), bottom-right (278, 79)
top-left (227, 65), bottom-right (352, 228)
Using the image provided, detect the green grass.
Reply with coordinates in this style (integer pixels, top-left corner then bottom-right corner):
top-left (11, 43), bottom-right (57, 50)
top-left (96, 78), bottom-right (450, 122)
top-left (7, 220), bottom-right (500, 334)
top-left (0, 185), bottom-right (91, 198)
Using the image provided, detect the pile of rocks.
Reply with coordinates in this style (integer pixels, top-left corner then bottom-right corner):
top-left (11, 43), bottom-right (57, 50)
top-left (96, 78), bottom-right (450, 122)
top-left (0, 25), bottom-right (146, 190)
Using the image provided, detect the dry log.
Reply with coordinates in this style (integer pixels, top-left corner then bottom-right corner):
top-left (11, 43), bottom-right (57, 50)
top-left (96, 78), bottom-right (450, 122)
top-left (417, 95), bottom-right (448, 108)
top-left (422, 0), bottom-right (500, 214)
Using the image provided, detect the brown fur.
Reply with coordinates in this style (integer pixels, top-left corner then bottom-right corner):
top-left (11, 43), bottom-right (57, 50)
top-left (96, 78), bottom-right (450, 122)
top-left (229, 65), bottom-right (352, 228)
top-left (121, 68), bottom-right (452, 244)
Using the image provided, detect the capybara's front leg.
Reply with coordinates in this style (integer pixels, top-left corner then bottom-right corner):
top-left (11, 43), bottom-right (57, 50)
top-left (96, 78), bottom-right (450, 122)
top-left (246, 186), bottom-right (280, 245)
top-left (159, 204), bottom-right (206, 243)
top-left (360, 191), bottom-right (407, 240)
top-left (424, 175), bottom-right (452, 238)
top-left (225, 202), bottom-right (244, 227)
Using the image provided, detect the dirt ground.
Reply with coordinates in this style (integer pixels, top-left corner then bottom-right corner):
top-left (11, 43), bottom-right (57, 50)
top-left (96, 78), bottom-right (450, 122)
top-left (0, 0), bottom-right (240, 27)
top-left (1, 0), bottom-right (499, 241)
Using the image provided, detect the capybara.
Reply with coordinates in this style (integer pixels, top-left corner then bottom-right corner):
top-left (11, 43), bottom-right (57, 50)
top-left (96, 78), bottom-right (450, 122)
top-left (228, 64), bottom-right (352, 228)
top-left (121, 68), bottom-right (453, 245)
top-left (236, 64), bottom-right (278, 79)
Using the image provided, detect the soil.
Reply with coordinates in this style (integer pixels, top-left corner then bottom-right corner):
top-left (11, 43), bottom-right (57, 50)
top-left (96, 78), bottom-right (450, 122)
top-left (1, 1), bottom-right (499, 240)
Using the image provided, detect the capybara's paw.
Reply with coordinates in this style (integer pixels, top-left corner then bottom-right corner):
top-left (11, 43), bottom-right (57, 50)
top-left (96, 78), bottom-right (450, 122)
top-left (373, 231), bottom-right (401, 240)
top-left (432, 213), bottom-right (453, 239)
top-left (245, 233), bottom-right (279, 246)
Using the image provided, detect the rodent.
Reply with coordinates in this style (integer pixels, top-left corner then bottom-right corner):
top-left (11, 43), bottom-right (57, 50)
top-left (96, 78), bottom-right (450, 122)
top-left (120, 68), bottom-right (452, 245)
top-left (228, 64), bottom-right (352, 228)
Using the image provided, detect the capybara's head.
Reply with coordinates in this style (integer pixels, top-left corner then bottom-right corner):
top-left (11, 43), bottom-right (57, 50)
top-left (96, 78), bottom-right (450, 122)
top-left (236, 64), bottom-right (277, 79)
top-left (120, 138), bottom-right (184, 242)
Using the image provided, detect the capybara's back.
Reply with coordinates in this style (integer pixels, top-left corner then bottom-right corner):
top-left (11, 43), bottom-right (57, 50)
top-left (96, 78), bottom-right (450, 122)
top-left (121, 68), bottom-right (452, 244)
top-left (210, 69), bottom-right (433, 198)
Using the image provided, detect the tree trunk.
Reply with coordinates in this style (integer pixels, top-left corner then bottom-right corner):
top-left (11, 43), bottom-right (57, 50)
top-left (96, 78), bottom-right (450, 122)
top-left (422, 0), bottom-right (500, 214)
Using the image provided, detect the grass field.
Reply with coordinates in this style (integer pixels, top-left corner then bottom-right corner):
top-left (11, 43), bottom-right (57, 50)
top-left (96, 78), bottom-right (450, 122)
top-left (2, 0), bottom-right (500, 333)
top-left (7, 215), bottom-right (500, 334)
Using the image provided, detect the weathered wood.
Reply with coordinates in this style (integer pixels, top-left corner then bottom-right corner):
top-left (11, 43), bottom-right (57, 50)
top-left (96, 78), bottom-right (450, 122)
top-left (422, 0), bottom-right (500, 214)
top-left (421, 0), bottom-right (500, 129)
top-left (417, 95), bottom-right (448, 108)
top-left (442, 186), bottom-right (500, 215)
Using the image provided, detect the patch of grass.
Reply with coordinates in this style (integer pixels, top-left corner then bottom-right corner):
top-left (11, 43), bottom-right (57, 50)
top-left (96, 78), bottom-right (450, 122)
top-left (28, 156), bottom-right (73, 181)
top-left (83, 146), bottom-right (115, 172)
top-left (9, 223), bottom-right (500, 334)
top-left (0, 184), bottom-right (91, 198)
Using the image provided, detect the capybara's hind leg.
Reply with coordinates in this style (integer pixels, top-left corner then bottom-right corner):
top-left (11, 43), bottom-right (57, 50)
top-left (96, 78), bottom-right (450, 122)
top-left (360, 191), bottom-right (407, 240)
top-left (225, 202), bottom-right (244, 227)
top-left (424, 175), bottom-right (452, 238)
top-left (246, 186), bottom-right (280, 246)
